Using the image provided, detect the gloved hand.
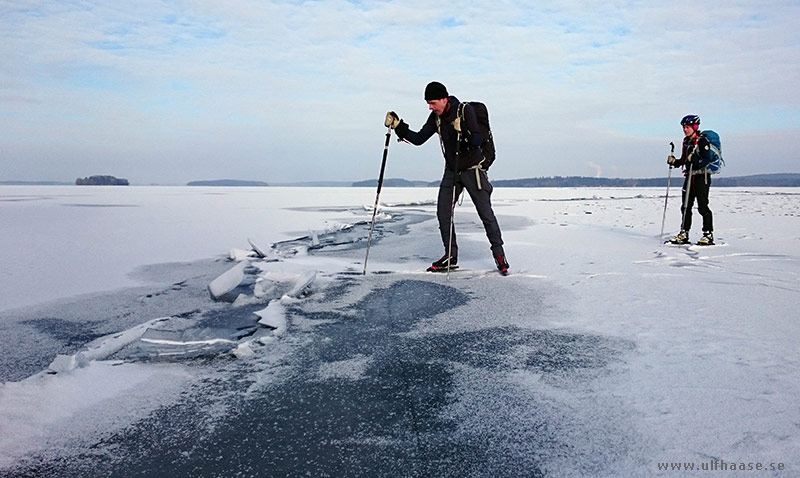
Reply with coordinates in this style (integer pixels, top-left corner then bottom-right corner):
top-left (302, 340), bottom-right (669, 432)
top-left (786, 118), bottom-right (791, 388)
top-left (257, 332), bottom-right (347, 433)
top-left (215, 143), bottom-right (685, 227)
top-left (384, 111), bottom-right (401, 129)
top-left (667, 155), bottom-right (677, 166)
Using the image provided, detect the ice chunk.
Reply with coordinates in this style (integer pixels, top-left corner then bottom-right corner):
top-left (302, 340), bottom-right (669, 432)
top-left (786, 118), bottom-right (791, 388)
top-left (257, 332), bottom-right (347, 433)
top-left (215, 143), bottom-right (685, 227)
top-left (48, 353), bottom-right (89, 373)
top-left (231, 293), bottom-right (264, 308)
top-left (253, 277), bottom-right (276, 298)
top-left (229, 248), bottom-right (255, 261)
top-left (231, 341), bottom-right (255, 358)
top-left (247, 237), bottom-right (268, 258)
top-left (137, 328), bottom-right (239, 358)
top-left (255, 300), bottom-right (287, 334)
top-left (285, 270), bottom-right (317, 298)
top-left (208, 260), bottom-right (248, 299)
top-left (46, 317), bottom-right (171, 373)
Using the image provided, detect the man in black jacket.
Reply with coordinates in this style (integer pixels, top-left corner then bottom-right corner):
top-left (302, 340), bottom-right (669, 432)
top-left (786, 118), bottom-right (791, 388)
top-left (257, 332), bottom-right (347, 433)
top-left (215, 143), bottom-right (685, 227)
top-left (385, 81), bottom-right (508, 273)
top-left (667, 114), bottom-right (714, 245)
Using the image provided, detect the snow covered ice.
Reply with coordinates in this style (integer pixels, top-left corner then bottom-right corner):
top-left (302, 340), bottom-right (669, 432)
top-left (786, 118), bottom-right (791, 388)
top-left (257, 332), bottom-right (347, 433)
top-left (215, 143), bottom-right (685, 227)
top-left (0, 185), bottom-right (798, 477)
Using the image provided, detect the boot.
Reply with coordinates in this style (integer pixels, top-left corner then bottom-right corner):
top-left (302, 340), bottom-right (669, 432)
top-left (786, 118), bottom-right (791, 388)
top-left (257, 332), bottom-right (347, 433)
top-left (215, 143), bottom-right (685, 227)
top-left (697, 231), bottom-right (714, 246)
top-left (428, 253), bottom-right (457, 272)
top-left (669, 230), bottom-right (690, 245)
top-left (494, 253), bottom-right (509, 275)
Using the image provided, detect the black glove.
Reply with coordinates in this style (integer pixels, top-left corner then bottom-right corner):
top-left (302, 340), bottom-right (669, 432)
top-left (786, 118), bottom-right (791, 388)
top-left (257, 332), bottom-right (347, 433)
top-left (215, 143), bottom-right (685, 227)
top-left (667, 154), bottom-right (677, 166)
top-left (394, 120), bottom-right (409, 140)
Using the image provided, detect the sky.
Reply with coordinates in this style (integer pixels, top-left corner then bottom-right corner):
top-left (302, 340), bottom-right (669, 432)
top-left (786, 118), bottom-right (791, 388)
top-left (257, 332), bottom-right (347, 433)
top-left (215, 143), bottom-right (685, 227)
top-left (1, 0), bottom-right (799, 185)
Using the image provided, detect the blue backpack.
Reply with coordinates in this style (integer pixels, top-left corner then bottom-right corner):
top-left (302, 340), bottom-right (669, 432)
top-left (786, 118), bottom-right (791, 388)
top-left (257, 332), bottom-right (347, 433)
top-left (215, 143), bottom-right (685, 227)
top-left (699, 130), bottom-right (725, 174)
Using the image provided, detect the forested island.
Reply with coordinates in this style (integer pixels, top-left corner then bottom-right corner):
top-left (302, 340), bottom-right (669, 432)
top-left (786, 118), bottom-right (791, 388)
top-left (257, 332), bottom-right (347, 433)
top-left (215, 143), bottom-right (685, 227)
top-left (76, 175), bottom-right (129, 186)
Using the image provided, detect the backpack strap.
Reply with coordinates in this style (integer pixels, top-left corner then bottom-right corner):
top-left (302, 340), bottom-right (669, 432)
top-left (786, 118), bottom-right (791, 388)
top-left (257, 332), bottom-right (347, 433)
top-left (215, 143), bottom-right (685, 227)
top-left (436, 115), bottom-right (446, 158)
top-left (435, 101), bottom-right (460, 136)
top-left (435, 101), bottom-right (470, 172)
top-left (458, 102), bottom-right (489, 170)
top-left (687, 134), bottom-right (707, 175)
top-left (435, 108), bottom-right (458, 162)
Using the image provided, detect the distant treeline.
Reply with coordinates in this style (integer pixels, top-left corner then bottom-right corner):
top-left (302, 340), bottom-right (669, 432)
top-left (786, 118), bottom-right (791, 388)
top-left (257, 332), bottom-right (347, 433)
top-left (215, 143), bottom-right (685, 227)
top-left (0, 180), bottom-right (72, 185)
top-left (492, 174), bottom-right (800, 188)
top-left (710, 174), bottom-right (800, 187)
top-left (351, 178), bottom-right (436, 187)
top-left (352, 174), bottom-right (800, 188)
top-left (187, 179), bottom-right (269, 187)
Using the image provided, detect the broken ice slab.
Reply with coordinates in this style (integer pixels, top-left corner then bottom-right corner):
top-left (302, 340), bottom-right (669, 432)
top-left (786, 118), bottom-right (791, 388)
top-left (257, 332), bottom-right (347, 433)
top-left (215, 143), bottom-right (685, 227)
top-left (229, 248), bottom-right (257, 261)
top-left (46, 316), bottom-right (172, 373)
top-left (255, 300), bottom-right (287, 335)
top-left (133, 327), bottom-right (257, 359)
top-left (208, 260), bottom-right (248, 300)
top-left (269, 220), bottom-right (380, 255)
top-left (286, 270), bottom-right (317, 298)
top-left (48, 353), bottom-right (91, 373)
top-left (248, 237), bottom-right (268, 258)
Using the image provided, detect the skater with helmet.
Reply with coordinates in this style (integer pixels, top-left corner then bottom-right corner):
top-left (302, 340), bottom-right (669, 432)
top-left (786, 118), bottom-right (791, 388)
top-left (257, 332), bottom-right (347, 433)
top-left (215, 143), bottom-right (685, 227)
top-left (667, 114), bottom-right (715, 245)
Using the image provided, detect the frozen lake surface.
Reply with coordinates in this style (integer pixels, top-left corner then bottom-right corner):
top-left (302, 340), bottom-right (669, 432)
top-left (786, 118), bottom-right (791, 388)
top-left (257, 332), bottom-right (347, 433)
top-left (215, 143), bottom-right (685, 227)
top-left (0, 185), bottom-right (797, 476)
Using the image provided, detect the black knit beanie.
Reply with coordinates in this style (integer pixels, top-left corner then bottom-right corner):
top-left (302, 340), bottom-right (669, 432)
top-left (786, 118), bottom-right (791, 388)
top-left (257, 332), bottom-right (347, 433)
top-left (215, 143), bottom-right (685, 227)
top-left (424, 81), bottom-right (448, 101)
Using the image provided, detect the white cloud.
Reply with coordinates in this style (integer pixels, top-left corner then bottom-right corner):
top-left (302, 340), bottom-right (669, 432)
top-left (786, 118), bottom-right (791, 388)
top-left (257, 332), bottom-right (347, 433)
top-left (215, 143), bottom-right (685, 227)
top-left (1, 0), bottom-right (798, 183)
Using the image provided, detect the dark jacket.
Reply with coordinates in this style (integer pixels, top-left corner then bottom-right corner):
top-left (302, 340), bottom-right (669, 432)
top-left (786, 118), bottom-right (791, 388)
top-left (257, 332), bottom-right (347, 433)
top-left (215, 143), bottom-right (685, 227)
top-left (674, 133), bottom-right (713, 175)
top-left (396, 96), bottom-right (484, 172)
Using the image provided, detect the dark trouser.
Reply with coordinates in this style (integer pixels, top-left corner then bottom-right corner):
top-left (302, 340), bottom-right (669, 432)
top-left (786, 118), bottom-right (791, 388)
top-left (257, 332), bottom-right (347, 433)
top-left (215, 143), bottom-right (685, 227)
top-left (436, 168), bottom-right (504, 259)
top-left (680, 173), bottom-right (713, 232)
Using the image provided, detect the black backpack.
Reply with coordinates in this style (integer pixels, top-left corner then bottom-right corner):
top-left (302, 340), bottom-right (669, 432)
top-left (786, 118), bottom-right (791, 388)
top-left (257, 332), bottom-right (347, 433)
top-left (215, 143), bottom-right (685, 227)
top-left (436, 101), bottom-right (496, 170)
top-left (458, 102), bottom-right (496, 170)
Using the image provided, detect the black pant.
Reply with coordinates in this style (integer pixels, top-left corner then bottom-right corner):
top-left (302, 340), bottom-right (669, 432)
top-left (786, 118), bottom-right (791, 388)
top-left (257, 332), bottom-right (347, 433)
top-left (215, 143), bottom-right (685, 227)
top-left (680, 173), bottom-right (713, 232)
top-left (436, 168), bottom-right (504, 258)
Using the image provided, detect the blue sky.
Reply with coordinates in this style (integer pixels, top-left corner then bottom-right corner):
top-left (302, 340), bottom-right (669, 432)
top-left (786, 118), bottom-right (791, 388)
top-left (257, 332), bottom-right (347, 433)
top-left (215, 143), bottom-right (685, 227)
top-left (2, 0), bottom-right (799, 184)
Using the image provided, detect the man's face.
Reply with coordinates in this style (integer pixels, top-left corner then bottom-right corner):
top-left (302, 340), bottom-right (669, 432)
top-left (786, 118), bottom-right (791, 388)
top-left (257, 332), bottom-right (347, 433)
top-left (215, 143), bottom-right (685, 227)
top-left (427, 98), bottom-right (448, 116)
top-left (683, 125), bottom-right (696, 137)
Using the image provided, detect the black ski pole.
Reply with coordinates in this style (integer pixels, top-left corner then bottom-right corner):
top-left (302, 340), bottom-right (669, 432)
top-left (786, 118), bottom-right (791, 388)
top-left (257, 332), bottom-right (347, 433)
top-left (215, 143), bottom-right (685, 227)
top-left (363, 126), bottom-right (391, 275)
top-left (660, 141), bottom-right (675, 243)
